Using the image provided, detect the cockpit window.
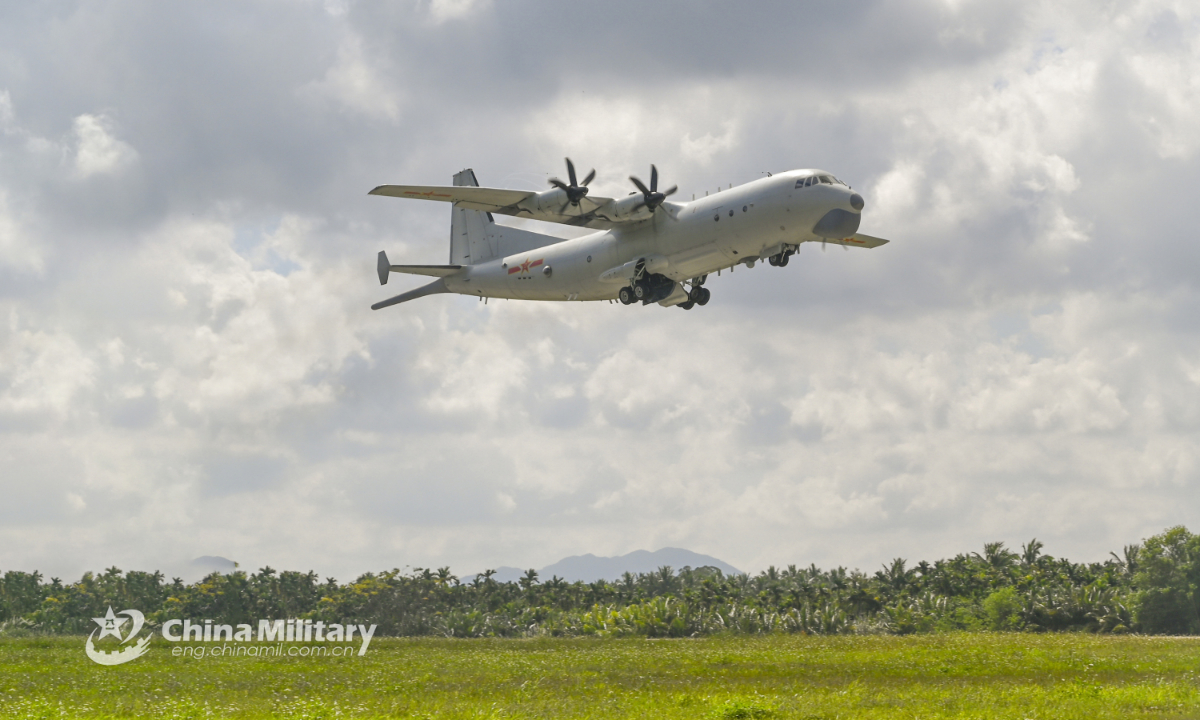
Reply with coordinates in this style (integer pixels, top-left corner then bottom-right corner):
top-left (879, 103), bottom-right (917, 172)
top-left (797, 174), bottom-right (847, 188)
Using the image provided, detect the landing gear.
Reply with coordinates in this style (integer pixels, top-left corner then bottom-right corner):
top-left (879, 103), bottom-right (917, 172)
top-left (677, 284), bottom-right (710, 310)
top-left (768, 245), bottom-right (798, 267)
top-left (616, 266), bottom-right (712, 310)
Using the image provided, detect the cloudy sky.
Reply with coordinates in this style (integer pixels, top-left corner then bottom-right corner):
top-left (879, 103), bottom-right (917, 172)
top-left (2, 0), bottom-right (1199, 582)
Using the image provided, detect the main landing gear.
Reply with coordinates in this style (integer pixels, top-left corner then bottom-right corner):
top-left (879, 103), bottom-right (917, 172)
top-left (619, 268), bottom-right (675, 305)
top-left (677, 276), bottom-right (711, 310)
top-left (618, 272), bottom-right (712, 309)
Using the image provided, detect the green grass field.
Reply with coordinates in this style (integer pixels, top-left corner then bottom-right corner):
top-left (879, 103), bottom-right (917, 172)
top-left (2, 634), bottom-right (1199, 719)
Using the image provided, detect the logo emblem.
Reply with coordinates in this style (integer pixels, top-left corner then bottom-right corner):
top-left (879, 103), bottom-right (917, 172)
top-left (85, 607), bottom-right (151, 666)
top-left (508, 258), bottom-right (544, 275)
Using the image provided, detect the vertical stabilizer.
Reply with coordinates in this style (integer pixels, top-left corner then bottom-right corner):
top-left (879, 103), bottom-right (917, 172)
top-left (450, 169), bottom-right (497, 265)
top-left (449, 168), bottom-right (570, 264)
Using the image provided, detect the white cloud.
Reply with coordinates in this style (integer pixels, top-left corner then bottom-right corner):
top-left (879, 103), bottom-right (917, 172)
top-left (0, 90), bottom-right (14, 131)
top-left (0, 191), bottom-right (43, 274)
top-left (427, 0), bottom-right (491, 23)
top-left (72, 113), bottom-right (137, 178)
top-left (301, 33), bottom-right (401, 121)
top-left (2, 0), bottom-right (1200, 579)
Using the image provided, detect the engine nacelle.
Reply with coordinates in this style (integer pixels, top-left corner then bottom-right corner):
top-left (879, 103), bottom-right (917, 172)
top-left (607, 194), bottom-right (653, 220)
top-left (524, 187), bottom-right (570, 214)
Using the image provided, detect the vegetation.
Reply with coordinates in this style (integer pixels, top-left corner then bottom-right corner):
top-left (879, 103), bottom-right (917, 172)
top-left (2, 526), bottom-right (1198, 638)
top-left (3, 634), bottom-right (1200, 718)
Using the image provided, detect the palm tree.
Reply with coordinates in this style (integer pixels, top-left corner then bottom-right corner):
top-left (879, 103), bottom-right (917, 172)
top-left (975, 542), bottom-right (1017, 572)
top-left (878, 558), bottom-right (913, 594)
top-left (1021, 539), bottom-right (1044, 567)
top-left (518, 569), bottom-right (539, 592)
top-left (1109, 544), bottom-right (1140, 576)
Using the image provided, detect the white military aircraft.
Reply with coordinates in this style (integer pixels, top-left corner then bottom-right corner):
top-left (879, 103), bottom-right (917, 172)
top-left (370, 159), bottom-right (888, 310)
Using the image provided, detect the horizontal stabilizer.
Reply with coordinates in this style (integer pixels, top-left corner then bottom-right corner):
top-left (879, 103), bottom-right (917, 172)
top-left (371, 278), bottom-right (449, 310)
top-left (377, 250), bottom-right (462, 285)
top-left (390, 264), bottom-right (462, 277)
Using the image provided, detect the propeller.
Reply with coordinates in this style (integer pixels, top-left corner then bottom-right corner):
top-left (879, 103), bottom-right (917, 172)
top-left (548, 158), bottom-right (596, 211)
top-left (629, 165), bottom-right (677, 214)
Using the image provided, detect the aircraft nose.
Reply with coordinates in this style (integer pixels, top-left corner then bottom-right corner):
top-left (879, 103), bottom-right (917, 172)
top-left (849, 193), bottom-right (864, 211)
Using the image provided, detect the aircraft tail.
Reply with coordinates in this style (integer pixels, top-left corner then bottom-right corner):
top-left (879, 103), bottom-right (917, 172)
top-left (450, 169), bottom-right (563, 265)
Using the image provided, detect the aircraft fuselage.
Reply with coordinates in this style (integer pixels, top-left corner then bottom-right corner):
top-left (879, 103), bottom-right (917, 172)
top-left (445, 170), bottom-right (863, 303)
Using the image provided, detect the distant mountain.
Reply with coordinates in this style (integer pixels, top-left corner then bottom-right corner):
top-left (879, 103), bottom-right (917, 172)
top-left (191, 556), bottom-right (237, 572)
top-left (541, 548), bottom-right (742, 582)
top-left (463, 548), bottom-right (742, 585)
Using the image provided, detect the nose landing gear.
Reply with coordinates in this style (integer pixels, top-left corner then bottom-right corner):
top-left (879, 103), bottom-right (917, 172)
top-left (768, 246), bottom-right (797, 267)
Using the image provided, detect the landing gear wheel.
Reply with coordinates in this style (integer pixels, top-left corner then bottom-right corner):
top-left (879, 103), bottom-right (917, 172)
top-left (633, 283), bottom-right (647, 300)
top-left (688, 285), bottom-right (704, 304)
top-left (778, 252), bottom-right (790, 267)
top-left (679, 301), bottom-right (695, 310)
top-left (618, 286), bottom-right (635, 305)
top-left (768, 254), bottom-right (780, 267)
top-left (697, 287), bottom-right (711, 306)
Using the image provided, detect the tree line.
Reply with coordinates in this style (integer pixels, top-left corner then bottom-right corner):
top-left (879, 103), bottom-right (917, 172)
top-left (2, 526), bottom-right (1198, 638)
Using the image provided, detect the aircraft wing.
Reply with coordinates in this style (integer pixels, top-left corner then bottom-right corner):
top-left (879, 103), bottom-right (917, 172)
top-left (369, 184), bottom-right (621, 230)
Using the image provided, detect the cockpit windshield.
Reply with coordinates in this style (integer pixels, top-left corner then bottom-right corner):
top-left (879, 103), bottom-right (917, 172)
top-left (795, 174), bottom-right (845, 189)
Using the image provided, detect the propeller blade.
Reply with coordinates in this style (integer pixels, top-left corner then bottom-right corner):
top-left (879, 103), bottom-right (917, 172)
top-left (549, 178), bottom-right (569, 191)
top-left (661, 185), bottom-right (678, 197)
top-left (650, 165), bottom-right (658, 192)
top-left (580, 168), bottom-right (595, 186)
top-left (657, 204), bottom-right (679, 221)
top-left (566, 158), bottom-right (578, 187)
top-left (630, 176), bottom-right (651, 196)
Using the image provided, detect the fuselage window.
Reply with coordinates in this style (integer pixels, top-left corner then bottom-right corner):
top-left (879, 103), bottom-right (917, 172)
top-left (806, 176), bottom-right (816, 187)
top-left (819, 175), bottom-right (833, 184)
